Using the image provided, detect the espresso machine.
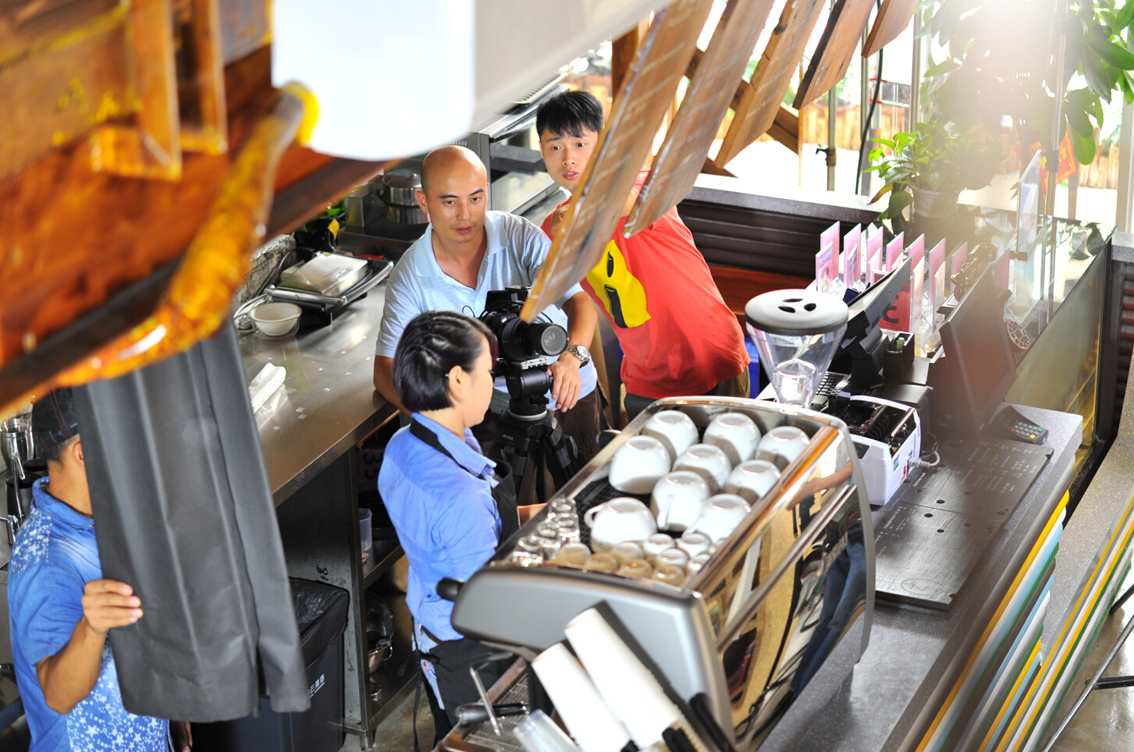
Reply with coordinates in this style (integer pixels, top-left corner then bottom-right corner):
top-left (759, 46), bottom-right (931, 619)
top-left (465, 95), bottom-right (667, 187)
top-left (2, 415), bottom-right (42, 545)
top-left (447, 397), bottom-right (875, 752)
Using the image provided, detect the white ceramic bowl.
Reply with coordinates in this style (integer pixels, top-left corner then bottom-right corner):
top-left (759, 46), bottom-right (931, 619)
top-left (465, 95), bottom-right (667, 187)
top-left (673, 444), bottom-right (732, 493)
top-left (609, 435), bottom-right (672, 494)
top-left (725, 460), bottom-right (781, 505)
top-left (642, 410), bottom-right (700, 460)
top-left (703, 412), bottom-right (761, 466)
top-left (650, 471), bottom-right (711, 532)
top-left (755, 426), bottom-right (810, 471)
top-left (688, 493), bottom-right (752, 542)
top-left (249, 302), bottom-right (302, 337)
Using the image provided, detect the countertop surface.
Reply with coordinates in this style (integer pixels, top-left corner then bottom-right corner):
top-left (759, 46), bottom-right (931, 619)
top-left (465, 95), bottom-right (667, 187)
top-left (762, 405), bottom-right (1083, 752)
top-left (239, 283), bottom-right (397, 505)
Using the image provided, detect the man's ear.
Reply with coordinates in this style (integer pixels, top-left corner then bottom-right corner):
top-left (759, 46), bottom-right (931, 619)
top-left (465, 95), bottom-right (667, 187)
top-left (415, 189), bottom-right (429, 220)
top-left (71, 438), bottom-right (84, 469)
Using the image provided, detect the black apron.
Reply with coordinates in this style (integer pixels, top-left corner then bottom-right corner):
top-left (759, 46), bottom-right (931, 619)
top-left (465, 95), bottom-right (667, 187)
top-left (409, 419), bottom-right (520, 550)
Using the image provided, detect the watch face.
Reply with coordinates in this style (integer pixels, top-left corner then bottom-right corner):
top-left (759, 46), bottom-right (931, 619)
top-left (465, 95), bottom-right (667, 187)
top-left (572, 345), bottom-right (590, 363)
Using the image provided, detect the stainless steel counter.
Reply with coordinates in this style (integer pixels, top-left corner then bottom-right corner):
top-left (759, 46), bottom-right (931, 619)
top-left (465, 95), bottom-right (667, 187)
top-left (238, 285), bottom-right (397, 505)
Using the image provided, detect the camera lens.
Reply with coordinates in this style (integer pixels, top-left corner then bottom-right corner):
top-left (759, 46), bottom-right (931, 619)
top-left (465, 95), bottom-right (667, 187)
top-left (526, 322), bottom-right (568, 357)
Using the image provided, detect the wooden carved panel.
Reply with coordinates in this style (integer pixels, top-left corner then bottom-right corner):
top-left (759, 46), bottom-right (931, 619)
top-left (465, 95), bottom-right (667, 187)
top-left (627, 0), bottom-right (777, 234)
top-left (714, 0), bottom-right (828, 168)
top-left (521, 0), bottom-right (714, 321)
top-left (863, 0), bottom-right (917, 58)
top-left (793, 0), bottom-right (875, 108)
top-left (90, 0), bottom-right (182, 180)
top-left (0, 2), bottom-right (133, 180)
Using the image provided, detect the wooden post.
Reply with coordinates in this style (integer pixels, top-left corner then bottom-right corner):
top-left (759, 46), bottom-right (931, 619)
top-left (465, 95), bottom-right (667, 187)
top-left (612, 19), bottom-right (649, 105)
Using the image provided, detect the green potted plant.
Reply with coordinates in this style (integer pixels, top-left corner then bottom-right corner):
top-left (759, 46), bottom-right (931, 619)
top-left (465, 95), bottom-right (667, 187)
top-left (867, 119), bottom-right (994, 235)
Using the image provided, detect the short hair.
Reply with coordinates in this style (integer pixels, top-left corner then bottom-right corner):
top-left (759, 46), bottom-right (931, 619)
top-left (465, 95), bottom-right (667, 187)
top-left (536, 90), bottom-right (604, 140)
top-left (392, 311), bottom-right (497, 413)
top-left (31, 387), bottom-right (80, 464)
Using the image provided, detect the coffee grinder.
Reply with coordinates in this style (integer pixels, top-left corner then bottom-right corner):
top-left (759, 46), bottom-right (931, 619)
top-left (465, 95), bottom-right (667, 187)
top-left (2, 416), bottom-right (42, 544)
top-left (744, 289), bottom-right (849, 407)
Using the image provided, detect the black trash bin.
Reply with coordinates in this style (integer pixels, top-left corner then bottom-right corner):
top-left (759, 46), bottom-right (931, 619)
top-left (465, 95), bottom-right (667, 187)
top-left (192, 579), bottom-right (350, 752)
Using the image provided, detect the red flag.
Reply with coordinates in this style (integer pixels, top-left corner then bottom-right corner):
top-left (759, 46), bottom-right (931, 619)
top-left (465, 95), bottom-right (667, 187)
top-left (1039, 128), bottom-right (1080, 195)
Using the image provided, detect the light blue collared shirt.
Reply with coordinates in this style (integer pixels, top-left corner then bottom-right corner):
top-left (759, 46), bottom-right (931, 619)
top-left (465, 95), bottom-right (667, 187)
top-left (378, 414), bottom-right (502, 641)
top-left (375, 211), bottom-right (597, 409)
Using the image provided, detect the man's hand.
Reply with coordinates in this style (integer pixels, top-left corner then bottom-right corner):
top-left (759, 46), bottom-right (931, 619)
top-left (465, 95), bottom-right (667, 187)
top-left (38, 579), bottom-right (142, 714)
top-left (81, 580), bottom-right (142, 635)
top-left (549, 353), bottom-right (582, 411)
top-left (171, 721), bottom-right (192, 752)
top-left (547, 203), bottom-right (570, 239)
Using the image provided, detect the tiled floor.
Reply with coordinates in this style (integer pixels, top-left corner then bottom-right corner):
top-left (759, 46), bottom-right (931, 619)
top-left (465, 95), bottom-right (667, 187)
top-left (370, 688), bottom-right (436, 752)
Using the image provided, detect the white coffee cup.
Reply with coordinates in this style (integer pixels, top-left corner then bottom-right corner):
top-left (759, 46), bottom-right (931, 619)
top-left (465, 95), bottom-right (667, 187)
top-left (703, 412), bottom-right (761, 466)
top-left (584, 498), bottom-right (657, 552)
top-left (755, 426), bottom-right (811, 471)
top-left (642, 410), bottom-right (700, 460)
top-left (609, 435), bottom-right (672, 494)
top-left (610, 541), bottom-right (646, 566)
top-left (642, 533), bottom-right (676, 563)
top-left (688, 494), bottom-right (752, 542)
top-left (687, 551), bottom-right (712, 575)
top-left (656, 547), bottom-right (690, 570)
top-left (650, 471), bottom-right (711, 532)
top-left (673, 444), bottom-right (732, 493)
top-left (725, 460), bottom-right (781, 505)
top-left (677, 531), bottom-right (712, 558)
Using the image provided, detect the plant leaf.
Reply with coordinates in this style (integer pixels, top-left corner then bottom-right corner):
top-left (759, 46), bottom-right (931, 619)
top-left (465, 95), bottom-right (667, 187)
top-left (1071, 129), bottom-right (1097, 164)
top-left (1119, 0), bottom-right (1134, 31)
top-left (1090, 40), bottom-right (1134, 72)
top-left (870, 183), bottom-right (894, 204)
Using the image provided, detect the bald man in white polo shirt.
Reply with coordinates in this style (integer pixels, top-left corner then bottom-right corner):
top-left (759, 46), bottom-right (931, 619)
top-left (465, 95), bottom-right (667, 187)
top-left (373, 146), bottom-right (602, 490)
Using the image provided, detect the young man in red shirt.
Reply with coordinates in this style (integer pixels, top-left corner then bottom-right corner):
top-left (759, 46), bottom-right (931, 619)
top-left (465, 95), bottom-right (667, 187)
top-left (536, 90), bottom-right (749, 420)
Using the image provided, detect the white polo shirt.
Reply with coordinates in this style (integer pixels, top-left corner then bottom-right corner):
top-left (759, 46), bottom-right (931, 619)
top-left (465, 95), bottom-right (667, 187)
top-left (376, 211), bottom-right (597, 409)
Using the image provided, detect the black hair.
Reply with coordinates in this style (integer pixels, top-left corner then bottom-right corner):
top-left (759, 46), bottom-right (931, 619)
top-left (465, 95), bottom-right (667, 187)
top-left (392, 311), bottom-right (496, 413)
top-left (536, 90), bottom-right (604, 140)
top-left (31, 387), bottom-right (80, 464)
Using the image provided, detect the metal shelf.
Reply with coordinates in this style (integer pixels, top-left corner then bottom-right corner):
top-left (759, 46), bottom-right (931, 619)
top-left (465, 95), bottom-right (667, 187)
top-left (362, 536), bottom-right (403, 590)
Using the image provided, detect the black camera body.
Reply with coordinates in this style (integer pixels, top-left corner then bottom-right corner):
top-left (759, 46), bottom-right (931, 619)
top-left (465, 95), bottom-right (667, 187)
top-left (479, 286), bottom-right (569, 415)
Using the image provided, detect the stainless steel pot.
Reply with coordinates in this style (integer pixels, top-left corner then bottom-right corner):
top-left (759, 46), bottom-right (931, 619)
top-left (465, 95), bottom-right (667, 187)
top-left (381, 169), bottom-right (421, 206)
top-left (380, 169), bottom-right (427, 225)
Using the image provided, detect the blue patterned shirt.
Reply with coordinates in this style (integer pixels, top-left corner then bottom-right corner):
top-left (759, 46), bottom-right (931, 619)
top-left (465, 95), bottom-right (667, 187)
top-left (8, 479), bottom-right (168, 752)
top-left (375, 211), bottom-right (598, 409)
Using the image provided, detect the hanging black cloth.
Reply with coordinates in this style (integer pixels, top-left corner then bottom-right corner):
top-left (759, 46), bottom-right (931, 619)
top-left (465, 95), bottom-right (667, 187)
top-left (409, 418), bottom-right (520, 548)
top-left (73, 322), bottom-right (309, 721)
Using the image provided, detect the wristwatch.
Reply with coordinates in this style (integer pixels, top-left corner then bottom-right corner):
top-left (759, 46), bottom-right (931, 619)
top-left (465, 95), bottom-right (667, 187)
top-left (566, 345), bottom-right (591, 367)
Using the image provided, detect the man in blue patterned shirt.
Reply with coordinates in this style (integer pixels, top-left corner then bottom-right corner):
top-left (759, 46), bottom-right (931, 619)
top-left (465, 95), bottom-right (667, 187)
top-left (8, 388), bottom-right (190, 752)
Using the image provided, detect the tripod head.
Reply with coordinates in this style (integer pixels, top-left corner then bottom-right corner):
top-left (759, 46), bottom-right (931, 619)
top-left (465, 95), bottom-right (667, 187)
top-left (479, 287), bottom-right (568, 418)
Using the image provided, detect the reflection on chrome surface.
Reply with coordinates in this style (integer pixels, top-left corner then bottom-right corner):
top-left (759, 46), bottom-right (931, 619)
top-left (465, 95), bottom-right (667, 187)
top-left (450, 398), bottom-right (873, 752)
top-left (690, 425), bottom-right (868, 748)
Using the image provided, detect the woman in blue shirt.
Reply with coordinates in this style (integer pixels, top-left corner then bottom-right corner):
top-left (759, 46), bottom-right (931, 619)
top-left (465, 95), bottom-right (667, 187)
top-left (378, 311), bottom-right (518, 738)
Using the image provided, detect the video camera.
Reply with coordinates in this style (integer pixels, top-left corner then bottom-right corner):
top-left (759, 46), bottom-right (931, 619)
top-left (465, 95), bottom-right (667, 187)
top-left (479, 286), bottom-right (568, 414)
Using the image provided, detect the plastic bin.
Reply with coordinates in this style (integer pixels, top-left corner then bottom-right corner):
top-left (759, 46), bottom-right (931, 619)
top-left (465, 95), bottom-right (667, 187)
top-left (192, 579), bottom-right (350, 752)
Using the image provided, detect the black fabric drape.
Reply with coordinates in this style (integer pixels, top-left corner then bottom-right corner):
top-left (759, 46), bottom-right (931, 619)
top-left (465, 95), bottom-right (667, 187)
top-left (73, 323), bottom-right (309, 721)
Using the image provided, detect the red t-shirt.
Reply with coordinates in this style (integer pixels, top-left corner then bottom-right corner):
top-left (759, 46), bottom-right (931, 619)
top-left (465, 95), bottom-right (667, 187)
top-left (542, 172), bottom-right (748, 399)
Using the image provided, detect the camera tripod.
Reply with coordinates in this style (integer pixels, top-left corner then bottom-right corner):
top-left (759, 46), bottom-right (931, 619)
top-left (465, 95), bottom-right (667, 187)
top-left (489, 393), bottom-right (582, 501)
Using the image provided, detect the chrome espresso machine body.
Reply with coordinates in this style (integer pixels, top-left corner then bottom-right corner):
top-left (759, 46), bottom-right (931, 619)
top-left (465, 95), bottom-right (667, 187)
top-left (450, 397), bottom-right (875, 751)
